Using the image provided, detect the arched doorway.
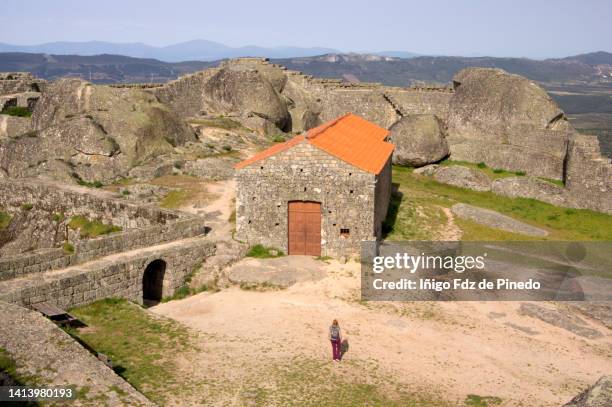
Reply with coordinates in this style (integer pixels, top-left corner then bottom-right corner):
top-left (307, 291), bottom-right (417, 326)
top-left (142, 259), bottom-right (166, 307)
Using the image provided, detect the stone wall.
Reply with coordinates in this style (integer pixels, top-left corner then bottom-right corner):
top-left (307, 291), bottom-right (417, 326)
top-left (565, 134), bottom-right (612, 214)
top-left (0, 72), bottom-right (44, 95)
top-left (0, 301), bottom-right (153, 405)
top-left (0, 238), bottom-right (215, 309)
top-left (0, 178), bottom-right (180, 230)
top-left (0, 216), bottom-right (208, 281)
top-left (235, 141), bottom-right (380, 257)
top-left (373, 157), bottom-right (392, 239)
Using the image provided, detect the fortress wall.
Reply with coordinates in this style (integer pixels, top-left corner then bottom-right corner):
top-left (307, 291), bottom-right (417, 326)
top-left (0, 238), bottom-right (215, 309)
top-left (383, 88), bottom-right (453, 119)
top-left (0, 179), bottom-right (181, 229)
top-left (0, 216), bottom-right (208, 281)
top-left (565, 134), bottom-right (612, 214)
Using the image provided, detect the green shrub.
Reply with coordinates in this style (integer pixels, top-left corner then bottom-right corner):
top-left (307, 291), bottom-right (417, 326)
top-left (515, 170), bottom-right (526, 176)
top-left (1, 106), bottom-right (31, 117)
top-left (492, 168), bottom-right (504, 174)
top-left (76, 179), bottom-right (104, 188)
top-left (63, 242), bottom-right (75, 254)
top-left (477, 162), bottom-right (487, 169)
top-left (121, 189), bottom-right (131, 196)
top-left (21, 203), bottom-right (33, 211)
top-left (0, 211), bottom-right (12, 230)
top-left (222, 145), bottom-right (232, 152)
top-left (68, 216), bottom-right (122, 238)
top-left (246, 244), bottom-right (284, 258)
top-left (53, 212), bottom-right (65, 222)
top-left (272, 135), bottom-right (286, 143)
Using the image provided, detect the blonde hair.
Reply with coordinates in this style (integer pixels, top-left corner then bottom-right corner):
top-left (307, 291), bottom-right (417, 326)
top-left (332, 319), bottom-right (339, 326)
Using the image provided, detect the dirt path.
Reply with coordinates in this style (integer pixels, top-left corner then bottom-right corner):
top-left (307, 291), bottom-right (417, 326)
top-left (152, 257), bottom-right (611, 406)
top-left (438, 206), bottom-right (463, 241)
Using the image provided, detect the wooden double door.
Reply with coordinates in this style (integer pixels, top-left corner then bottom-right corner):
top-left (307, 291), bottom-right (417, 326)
top-left (288, 201), bottom-right (321, 256)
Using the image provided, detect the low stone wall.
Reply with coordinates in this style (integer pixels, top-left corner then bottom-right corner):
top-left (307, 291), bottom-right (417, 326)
top-left (0, 238), bottom-right (215, 309)
top-left (0, 216), bottom-right (208, 281)
top-left (0, 178), bottom-right (180, 230)
top-left (0, 301), bottom-right (153, 405)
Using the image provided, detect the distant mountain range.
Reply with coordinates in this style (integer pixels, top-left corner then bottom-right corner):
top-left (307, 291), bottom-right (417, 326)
top-left (272, 51), bottom-right (612, 86)
top-left (0, 40), bottom-right (341, 62)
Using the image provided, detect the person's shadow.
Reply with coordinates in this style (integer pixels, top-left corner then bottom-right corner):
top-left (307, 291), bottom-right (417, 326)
top-left (340, 338), bottom-right (349, 360)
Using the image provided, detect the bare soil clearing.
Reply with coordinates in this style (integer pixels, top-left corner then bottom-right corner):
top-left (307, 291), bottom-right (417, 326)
top-left (153, 256), bottom-right (611, 406)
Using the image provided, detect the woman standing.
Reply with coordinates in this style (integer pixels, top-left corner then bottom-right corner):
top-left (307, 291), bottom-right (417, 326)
top-left (329, 319), bottom-right (342, 361)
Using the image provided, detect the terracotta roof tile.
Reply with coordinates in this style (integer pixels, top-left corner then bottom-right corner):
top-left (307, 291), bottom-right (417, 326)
top-left (234, 113), bottom-right (394, 174)
top-left (234, 135), bottom-right (305, 169)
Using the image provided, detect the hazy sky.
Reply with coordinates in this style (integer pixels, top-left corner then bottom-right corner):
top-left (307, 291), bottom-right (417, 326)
top-left (1, 0), bottom-right (610, 58)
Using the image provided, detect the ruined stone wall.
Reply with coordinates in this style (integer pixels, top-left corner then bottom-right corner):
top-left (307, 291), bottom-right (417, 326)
top-left (565, 134), bottom-right (612, 214)
top-left (0, 179), bottom-right (180, 230)
top-left (235, 142), bottom-right (378, 257)
top-left (0, 216), bottom-right (208, 281)
top-left (373, 157), bottom-right (392, 239)
top-left (0, 301), bottom-right (153, 405)
top-left (0, 238), bottom-right (215, 309)
top-left (0, 73), bottom-right (44, 95)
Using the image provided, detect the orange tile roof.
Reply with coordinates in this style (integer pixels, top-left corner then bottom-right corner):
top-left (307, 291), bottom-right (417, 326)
top-left (234, 113), bottom-right (394, 174)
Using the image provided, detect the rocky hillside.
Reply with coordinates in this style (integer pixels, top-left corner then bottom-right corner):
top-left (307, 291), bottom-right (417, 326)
top-left (0, 57), bottom-right (610, 214)
top-left (0, 53), bottom-right (215, 83)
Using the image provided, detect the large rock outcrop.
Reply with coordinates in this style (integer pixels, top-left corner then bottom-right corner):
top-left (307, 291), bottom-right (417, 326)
top-left (389, 114), bottom-right (449, 166)
top-left (433, 165), bottom-right (492, 191)
top-left (446, 68), bottom-right (572, 180)
top-left (563, 376), bottom-right (611, 407)
top-left (0, 78), bottom-right (195, 183)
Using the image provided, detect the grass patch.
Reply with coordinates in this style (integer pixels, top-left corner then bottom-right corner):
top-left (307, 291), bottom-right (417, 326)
top-left (464, 394), bottom-right (502, 406)
top-left (68, 215), bottom-right (122, 238)
top-left (239, 281), bottom-right (284, 291)
top-left (62, 242), bottom-right (75, 254)
top-left (259, 358), bottom-right (449, 406)
top-left (1, 106), bottom-right (31, 117)
top-left (439, 159), bottom-right (526, 180)
top-left (392, 166), bottom-right (612, 240)
top-left (0, 210), bottom-right (12, 230)
top-left (76, 179), bottom-right (104, 188)
top-left (383, 190), bottom-right (448, 240)
top-left (246, 244), bottom-right (284, 258)
top-left (159, 189), bottom-right (190, 209)
top-left (188, 117), bottom-right (243, 130)
top-left (315, 255), bottom-right (333, 262)
top-left (538, 177), bottom-right (565, 187)
top-left (67, 298), bottom-right (196, 404)
top-left (151, 174), bottom-right (210, 209)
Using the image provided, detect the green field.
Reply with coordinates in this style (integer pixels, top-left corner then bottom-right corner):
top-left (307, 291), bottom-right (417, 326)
top-left (384, 166), bottom-right (612, 241)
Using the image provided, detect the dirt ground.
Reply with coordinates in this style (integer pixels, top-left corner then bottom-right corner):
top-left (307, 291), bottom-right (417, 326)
top-left (152, 255), bottom-right (610, 406)
top-left (149, 179), bottom-right (610, 406)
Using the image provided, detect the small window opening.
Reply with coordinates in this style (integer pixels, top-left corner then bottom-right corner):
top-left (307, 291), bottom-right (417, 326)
top-left (260, 166), bottom-right (264, 169)
top-left (332, 223), bottom-right (337, 227)
top-left (303, 187), bottom-right (307, 192)
top-left (340, 228), bottom-right (350, 237)
top-left (252, 196), bottom-right (256, 200)
top-left (349, 190), bottom-right (354, 194)
top-left (275, 222), bottom-right (279, 226)
top-left (328, 210), bottom-right (332, 214)
top-left (349, 172), bottom-right (352, 176)
top-left (300, 168), bottom-right (303, 172)
top-left (248, 220), bottom-right (252, 224)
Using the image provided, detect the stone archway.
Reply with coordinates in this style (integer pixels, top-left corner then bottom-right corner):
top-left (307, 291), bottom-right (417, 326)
top-left (142, 259), bottom-right (167, 307)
